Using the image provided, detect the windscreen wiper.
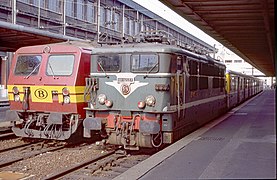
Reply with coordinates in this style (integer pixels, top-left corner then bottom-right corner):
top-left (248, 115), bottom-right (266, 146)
top-left (24, 62), bottom-right (41, 79)
top-left (144, 62), bottom-right (158, 78)
top-left (48, 62), bottom-right (56, 78)
top-left (97, 61), bottom-right (109, 78)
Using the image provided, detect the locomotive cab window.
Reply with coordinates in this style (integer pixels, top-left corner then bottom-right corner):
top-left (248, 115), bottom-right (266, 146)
top-left (46, 55), bottom-right (74, 76)
top-left (14, 55), bottom-right (42, 76)
top-left (97, 55), bottom-right (121, 72)
top-left (131, 54), bottom-right (158, 72)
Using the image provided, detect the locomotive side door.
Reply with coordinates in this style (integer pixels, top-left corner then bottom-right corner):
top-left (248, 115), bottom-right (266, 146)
top-left (170, 55), bottom-right (184, 119)
top-left (237, 76), bottom-right (240, 104)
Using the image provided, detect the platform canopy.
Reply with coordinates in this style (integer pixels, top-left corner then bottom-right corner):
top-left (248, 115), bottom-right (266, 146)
top-left (0, 21), bottom-right (80, 52)
top-left (159, 0), bottom-right (275, 76)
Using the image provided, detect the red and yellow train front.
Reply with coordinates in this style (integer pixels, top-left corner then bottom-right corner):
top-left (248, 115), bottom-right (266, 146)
top-left (6, 43), bottom-right (90, 140)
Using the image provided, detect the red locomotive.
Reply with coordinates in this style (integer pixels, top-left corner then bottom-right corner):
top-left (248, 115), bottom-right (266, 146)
top-left (6, 41), bottom-right (93, 140)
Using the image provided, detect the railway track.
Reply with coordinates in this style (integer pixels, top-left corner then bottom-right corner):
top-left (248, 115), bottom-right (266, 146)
top-left (0, 141), bottom-right (65, 169)
top-left (45, 148), bottom-right (157, 179)
top-left (0, 127), bottom-right (16, 140)
top-left (0, 139), bottom-right (41, 154)
top-left (44, 148), bottom-right (119, 179)
top-left (0, 132), bottom-right (15, 139)
top-left (0, 139), bottom-right (158, 179)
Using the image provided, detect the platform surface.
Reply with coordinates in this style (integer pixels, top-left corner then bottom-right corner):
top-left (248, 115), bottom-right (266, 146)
top-left (115, 90), bottom-right (276, 180)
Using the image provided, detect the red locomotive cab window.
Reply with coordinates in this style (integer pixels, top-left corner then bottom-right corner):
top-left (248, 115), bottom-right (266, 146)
top-left (14, 55), bottom-right (42, 76)
top-left (46, 55), bottom-right (75, 76)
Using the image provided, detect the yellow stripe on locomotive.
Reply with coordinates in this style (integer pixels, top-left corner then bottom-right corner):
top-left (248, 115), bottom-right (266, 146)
top-left (7, 85), bottom-right (85, 103)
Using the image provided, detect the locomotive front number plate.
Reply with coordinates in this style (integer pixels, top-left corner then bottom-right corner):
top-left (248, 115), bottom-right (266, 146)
top-left (117, 78), bottom-right (134, 83)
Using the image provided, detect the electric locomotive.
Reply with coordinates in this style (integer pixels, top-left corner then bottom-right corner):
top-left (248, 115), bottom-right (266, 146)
top-left (83, 31), bottom-right (227, 150)
top-left (6, 41), bottom-right (93, 140)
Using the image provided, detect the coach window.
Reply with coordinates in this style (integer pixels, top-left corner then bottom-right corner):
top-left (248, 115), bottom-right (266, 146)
top-left (14, 55), bottom-right (42, 76)
top-left (97, 55), bottom-right (121, 72)
top-left (47, 55), bottom-right (74, 76)
top-left (131, 54), bottom-right (158, 72)
top-left (231, 76), bottom-right (237, 91)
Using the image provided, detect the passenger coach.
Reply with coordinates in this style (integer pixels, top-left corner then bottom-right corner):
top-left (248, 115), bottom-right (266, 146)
top-left (226, 70), bottom-right (263, 108)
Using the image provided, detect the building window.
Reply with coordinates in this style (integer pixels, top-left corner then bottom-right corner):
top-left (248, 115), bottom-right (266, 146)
top-left (76, 0), bottom-right (84, 20)
top-left (100, 6), bottom-right (105, 26)
top-left (66, 0), bottom-right (74, 17)
top-left (18, 0), bottom-right (29, 3)
top-left (129, 19), bottom-right (134, 35)
top-left (114, 12), bottom-right (120, 31)
top-left (124, 16), bottom-right (129, 34)
top-left (31, 0), bottom-right (41, 6)
top-left (106, 8), bottom-right (111, 28)
top-left (134, 21), bottom-right (139, 35)
top-left (48, 0), bottom-right (60, 12)
top-left (86, 1), bottom-right (95, 23)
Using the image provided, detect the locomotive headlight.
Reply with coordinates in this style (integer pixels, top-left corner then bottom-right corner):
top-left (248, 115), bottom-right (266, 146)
top-left (138, 101), bottom-right (146, 109)
top-left (12, 86), bottom-right (19, 94)
top-left (62, 87), bottom-right (70, 96)
top-left (98, 94), bottom-right (107, 105)
top-left (14, 95), bottom-right (20, 102)
top-left (145, 95), bottom-right (156, 107)
top-left (12, 86), bottom-right (20, 102)
top-left (105, 100), bottom-right (113, 108)
top-left (63, 96), bottom-right (70, 104)
top-left (62, 88), bottom-right (70, 104)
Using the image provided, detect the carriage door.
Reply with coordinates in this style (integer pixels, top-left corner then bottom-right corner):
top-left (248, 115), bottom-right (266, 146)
top-left (243, 78), bottom-right (246, 99)
top-left (237, 76), bottom-right (240, 104)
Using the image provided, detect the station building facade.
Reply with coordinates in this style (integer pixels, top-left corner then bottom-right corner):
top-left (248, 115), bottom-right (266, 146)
top-left (0, 0), bottom-right (216, 91)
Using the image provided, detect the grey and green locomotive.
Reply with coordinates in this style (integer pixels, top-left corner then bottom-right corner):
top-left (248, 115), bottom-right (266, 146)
top-left (83, 34), bottom-right (227, 150)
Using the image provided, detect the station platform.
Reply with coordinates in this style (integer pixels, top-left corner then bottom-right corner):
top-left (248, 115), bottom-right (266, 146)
top-left (115, 90), bottom-right (276, 179)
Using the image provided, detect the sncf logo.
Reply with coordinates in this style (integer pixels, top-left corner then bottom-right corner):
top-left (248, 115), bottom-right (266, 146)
top-left (34, 89), bottom-right (48, 99)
